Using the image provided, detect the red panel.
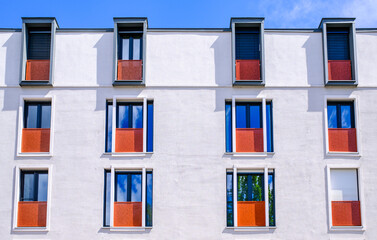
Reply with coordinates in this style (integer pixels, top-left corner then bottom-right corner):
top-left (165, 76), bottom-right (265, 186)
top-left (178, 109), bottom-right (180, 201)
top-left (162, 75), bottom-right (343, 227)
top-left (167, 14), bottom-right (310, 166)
top-left (236, 60), bottom-right (260, 80)
top-left (328, 60), bottom-right (352, 81)
top-left (115, 128), bottom-right (143, 152)
top-left (114, 202), bottom-right (142, 227)
top-left (25, 60), bottom-right (50, 81)
top-left (237, 201), bottom-right (265, 227)
top-left (21, 128), bottom-right (50, 153)
top-left (117, 60), bottom-right (143, 81)
top-left (236, 128), bottom-right (263, 152)
top-left (328, 128), bottom-right (357, 152)
top-left (332, 201), bottom-right (361, 226)
top-left (17, 201), bottom-right (47, 227)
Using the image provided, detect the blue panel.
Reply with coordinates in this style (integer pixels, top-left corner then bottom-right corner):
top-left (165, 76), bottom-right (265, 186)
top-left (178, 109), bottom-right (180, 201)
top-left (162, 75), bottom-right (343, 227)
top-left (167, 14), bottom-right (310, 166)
top-left (147, 103), bottom-right (153, 152)
top-left (146, 172), bottom-right (153, 226)
top-left (41, 105), bottom-right (51, 128)
top-left (236, 105), bottom-right (246, 128)
top-left (131, 174), bottom-right (142, 202)
top-left (37, 173), bottom-right (48, 201)
top-left (226, 172), bottom-right (233, 227)
top-left (341, 105), bottom-right (351, 128)
top-left (116, 174), bottom-right (128, 202)
top-left (104, 171), bottom-right (111, 227)
top-left (268, 173), bottom-right (275, 226)
top-left (116, 173), bottom-right (142, 202)
top-left (118, 105), bottom-right (130, 128)
top-left (26, 105), bottom-right (38, 128)
top-left (235, 27), bottom-right (260, 60)
top-left (266, 102), bottom-right (273, 152)
top-left (225, 102), bottom-right (232, 152)
top-left (105, 103), bottom-right (112, 152)
top-left (250, 104), bottom-right (261, 128)
top-left (132, 105), bottom-right (143, 128)
top-left (327, 105), bottom-right (338, 128)
top-left (22, 173), bottom-right (35, 201)
top-left (327, 30), bottom-right (350, 60)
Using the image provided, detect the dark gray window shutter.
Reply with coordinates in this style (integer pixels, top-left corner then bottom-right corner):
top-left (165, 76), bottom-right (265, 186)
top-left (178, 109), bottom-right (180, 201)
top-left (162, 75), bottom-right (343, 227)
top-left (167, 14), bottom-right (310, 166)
top-left (235, 27), bottom-right (260, 60)
top-left (27, 28), bottom-right (51, 60)
top-left (327, 28), bottom-right (350, 60)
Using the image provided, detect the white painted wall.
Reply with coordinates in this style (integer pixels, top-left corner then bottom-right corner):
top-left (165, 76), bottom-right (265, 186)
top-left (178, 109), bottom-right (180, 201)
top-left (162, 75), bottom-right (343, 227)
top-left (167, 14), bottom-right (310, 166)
top-left (0, 29), bottom-right (376, 239)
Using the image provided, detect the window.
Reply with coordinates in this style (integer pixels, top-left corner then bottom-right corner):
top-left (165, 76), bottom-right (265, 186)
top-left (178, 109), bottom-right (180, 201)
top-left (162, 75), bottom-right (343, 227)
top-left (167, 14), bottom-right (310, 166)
top-left (106, 99), bottom-right (153, 153)
top-left (114, 18), bottom-right (147, 85)
top-left (225, 99), bottom-right (273, 153)
top-left (327, 101), bottom-right (357, 152)
top-left (21, 101), bottom-right (51, 153)
top-left (17, 170), bottom-right (48, 228)
top-left (328, 168), bottom-right (362, 228)
top-left (231, 18), bottom-right (265, 85)
top-left (320, 18), bottom-right (357, 85)
top-left (227, 168), bottom-right (275, 228)
top-left (103, 168), bottom-right (152, 228)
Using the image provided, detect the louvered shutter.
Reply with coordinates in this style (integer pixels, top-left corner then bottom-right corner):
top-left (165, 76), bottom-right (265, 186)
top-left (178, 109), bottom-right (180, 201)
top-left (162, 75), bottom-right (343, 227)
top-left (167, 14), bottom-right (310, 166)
top-left (27, 30), bottom-right (51, 60)
top-left (327, 28), bottom-right (350, 60)
top-left (235, 28), bottom-right (260, 60)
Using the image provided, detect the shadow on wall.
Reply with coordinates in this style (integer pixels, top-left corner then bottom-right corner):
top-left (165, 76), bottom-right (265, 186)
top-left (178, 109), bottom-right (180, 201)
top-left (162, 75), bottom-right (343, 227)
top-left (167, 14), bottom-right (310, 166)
top-left (302, 33), bottom-right (324, 87)
top-left (94, 33), bottom-right (113, 87)
top-left (3, 32), bottom-right (21, 87)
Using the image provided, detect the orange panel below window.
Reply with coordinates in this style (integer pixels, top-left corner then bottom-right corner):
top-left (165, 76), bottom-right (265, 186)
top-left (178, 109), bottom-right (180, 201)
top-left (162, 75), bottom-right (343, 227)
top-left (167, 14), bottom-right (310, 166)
top-left (236, 60), bottom-right (260, 80)
top-left (117, 60), bottom-right (142, 81)
top-left (114, 202), bottom-right (142, 227)
top-left (237, 201), bottom-right (265, 227)
top-left (25, 60), bottom-right (50, 81)
top-left (21, 128), bottom-right (50, 153)
top-left (328, 60), bottom-right (352, 81)
top-left (115, 128), bottom-right (143, 152)
top-left (17, 201), bottom-right (47, 227)
top-left (332, 201), bottom-right (361, 226)
top-left (236, 128), bottom-right (263, 152)
top-left (328, 128), bottom-right (357, 152)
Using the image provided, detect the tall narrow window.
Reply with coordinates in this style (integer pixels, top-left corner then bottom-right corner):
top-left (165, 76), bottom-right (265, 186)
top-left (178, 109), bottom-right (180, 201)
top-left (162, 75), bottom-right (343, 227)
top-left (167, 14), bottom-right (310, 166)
top-left (327, 101), bottom-right (357, 152)
top-left (226, 172), bottom-right (233, 226)
top-left (105, 101), bottom-right (113, 153)
top-left (103, 170), bottom-right (111, 227)
top-left (22, 101), bottom-right (51, 153)
top-left (225, 101), bottom-right (232, 152)
top-left (147, 101), bottom-right (154, 152)
top-left (18, 170), bottom-right (48, 227)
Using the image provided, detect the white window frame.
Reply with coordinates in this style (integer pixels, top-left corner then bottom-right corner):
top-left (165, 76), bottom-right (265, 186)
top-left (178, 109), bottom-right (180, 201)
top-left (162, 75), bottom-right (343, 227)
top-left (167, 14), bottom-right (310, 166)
top-left (326, 164), bottom-right (365, 231)
top-left (227, 164), bottom-right (276, 232)
top-left (111, 96), bottom-right (153, 157)
top-left (12, 165), bottom-right (53, 232)
top-left (228, 95), bottom-right (273, 157)
top-left (106, 165), bottom-right (152, 232)
top-left (324, 95), bottom-right (360, 157)
top-left (17, 95), bottom-right (55, 157)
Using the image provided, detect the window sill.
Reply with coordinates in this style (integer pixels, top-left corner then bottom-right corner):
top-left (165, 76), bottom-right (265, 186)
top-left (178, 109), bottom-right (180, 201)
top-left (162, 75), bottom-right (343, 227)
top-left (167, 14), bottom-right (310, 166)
top-left (110, 152), bottom-right (153, 157)
top-left (102, 226), bottom-right (152, 232)
top-left (233, 80), bottom-right (265, 86)
top-left (326, 152), bottom-right (360, 157)
top-left (225, 152), bottom-right (274, 157)
top-left (227, 226), bottom-right (276, 232)
top-left (329, 226), bottom-right (365, 232)
top-left (17, 152), bottom-right (52, 157)
top-left (13, 227), bottom-right (49, 232)
top-left (112, 80), bottom-right (145, 86)
top-left (325, 80), bottom-right (357, 86)
top-left (20, 81), bottom-right (52, 87)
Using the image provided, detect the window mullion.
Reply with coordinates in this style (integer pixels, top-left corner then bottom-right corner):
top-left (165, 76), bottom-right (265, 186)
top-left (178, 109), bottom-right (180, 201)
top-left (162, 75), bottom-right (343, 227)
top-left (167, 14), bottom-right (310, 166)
top-left (337, 104), bottom-right (341, 128)
top-left (34, 172), bottom-right (39, 201)
top-left (129, 104), bottom-right (133, 128)
top-left (127, 174), bottom-right (132, 201)
top-left (37, 104), bottom-right (42, 128)
top-left (129, 37), bottom-right (133, 60)
top-left (246, 104), bottom-right (250, 128)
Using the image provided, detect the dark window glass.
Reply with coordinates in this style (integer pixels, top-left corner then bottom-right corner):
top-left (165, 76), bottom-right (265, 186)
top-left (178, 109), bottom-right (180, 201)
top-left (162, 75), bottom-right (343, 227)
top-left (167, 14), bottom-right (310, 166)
top-left (115, 172), bottom-right (142, 202)
top-left (327, 102), bottom-right (355, 128)
top-left (146, 171), bottom-right (153, 227)
top-left (268, 172), bottom-right (275, 226)
top-left (237, 173), bottom-right (264, 201)
top-left (119, 34), bottom-right (142, 60)
top-left (105, 102), bottom-right (113, 153)
top-left (266, 102), bottom-right (273, 152)
top-left (147, 101), bottom-right (154, 152)
top-left (327, 28), bottom-right (350, 60)
top-left (103, 170), bottom-right (111, 227)
top-left (20, 171), bottom-right (48, 202)
top-left (249, 104), bottom-right (261, 128)
top-left (235, 27), bottom-right (260, 60)
top-left (236, 103), bottom-right (262, 129)
top-left (27, 28), bottom-right (51, 60)
top-left (225, 101), bottom-right (232, 152)
top-left (24, 102), bottom-right (51, 129)
top-left (116, 103), bottom-right (143, 129)
top-left (226, 172), bottom-right (233, 227)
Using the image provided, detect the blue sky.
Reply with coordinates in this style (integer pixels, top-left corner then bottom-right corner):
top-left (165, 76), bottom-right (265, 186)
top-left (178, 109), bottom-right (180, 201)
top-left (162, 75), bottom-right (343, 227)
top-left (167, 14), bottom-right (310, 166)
top-left (1, 0), bottom-right (377, 28)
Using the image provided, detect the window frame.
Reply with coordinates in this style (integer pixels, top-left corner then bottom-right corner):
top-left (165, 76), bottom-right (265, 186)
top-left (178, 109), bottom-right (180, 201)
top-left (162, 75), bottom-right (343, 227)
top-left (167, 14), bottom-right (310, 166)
top-left (12, 165), bottom-right (53, 232)
top-left (17, 95), bottom-right (55, 157)
top-left (326, 164), bottom-right (365, 231)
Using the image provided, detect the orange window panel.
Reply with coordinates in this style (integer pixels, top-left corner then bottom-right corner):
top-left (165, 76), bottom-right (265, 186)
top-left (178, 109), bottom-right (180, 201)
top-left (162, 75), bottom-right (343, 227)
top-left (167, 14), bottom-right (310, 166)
top-left (332, 201), bottom-right (361, 226)
top-left (328, 128), bottom-right (357, 152)
top-left (328, 60), bottom-right (352, 81)
top-left (237, 201), bottom-right (265, 227)
top-left (114, 202), bottom-right (142, 227)
top-left (115, 128), bottom-right (143, 152)
top-left (17, 201), bottom-right (47, 227)
top-left (25, 60), bottom-right (50, 81)
top-left (21, 128), bottom-right (50, 153)
top-left (236, 128), bottom-right (263, 152)
top-left (117, 60), bottom-right (143, 81)
top-left (236, 60), bottom-right (260, 80)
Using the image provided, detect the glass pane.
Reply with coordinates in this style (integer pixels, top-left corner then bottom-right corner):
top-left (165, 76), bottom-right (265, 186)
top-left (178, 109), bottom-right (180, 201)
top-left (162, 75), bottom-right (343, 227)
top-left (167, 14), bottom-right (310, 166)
top-left (341, 105), bottom-right (351, 128)
top-left (116, 173), bottom-right (142, 202)
top-left (268, 173), bottom-right (275, 226)
top-left (131, 174), bottom-right (142, 202)
top-left (238, 174), bottom-right (264, 201)
top-left (104, 171), bottom-right (111, 227)
top-left (41, 105), bottom-right (51, 128)
top-left (116, 173), bottom-right (128, 202)
top-left (225, 103), bottom-right (232, 152)
top-left (327, 105), bottom-right (338, 128)
top-left (26, 105), bottom-right (38, 128)
top-left (250, 104), bottom-right (261, 128)
top-left (106, 103), bottom-right (113, 152)
top-left (266, 103), bottom-right (273, 152)
top-left (133, 38), bottom-right (141, 60)
top-left (132, 105), bottom-right (143, 128)
top-left (37, 173), bottom-right (48, 201)
top-left (236, 105), bottom-right (246, 128)
top-left (117, 105), bottom-right (129, 128)
top-left (331, 169), bottom-right (358, 201)
top-left (22, 173), bottom-right (34, 201)
top-left (122, 38), bottom-right (129, 60)
top-left (147, 103), bottom-right (153, 152)
top-left (146, 172), bottom-right (153, 226)
top-left (226, 172), bottom-right (233, 227)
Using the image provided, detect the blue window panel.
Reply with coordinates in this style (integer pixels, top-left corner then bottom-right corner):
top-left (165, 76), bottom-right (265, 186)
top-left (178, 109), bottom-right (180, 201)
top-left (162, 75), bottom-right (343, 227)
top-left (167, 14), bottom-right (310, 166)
top-left (225, 102), bottom-right (232, 152)
top-left (237, 173), bottom-right (264, 202)
top-left (235, 27), bottom-right (260, 60)
top-left (268, 172), bottom-right (275, 226)
top-left (133, 105), bottom-right (143, 128)
top-left (226, 172), bottom-right (233, 227)
top-left (41, 105), bottom-right (51, 128)
top-left (105, 102), bottom-right (113, 152)
top-left (236, 105), bottom-right (246, 128)
top-left (21, 173), bottom-right (35, 201)
top-left (250, 104), bottom-right (262, 128)
top-left (146, 171), bottom-right (153, 226)
top-left (117, 103), bottom-right (143, 129)
top-left (266, 102), bottom-right (273, 152)
top-left (341, 105), bottom-right (351, 128)
top-left (26, 105), bottom-right (38, 128)
top-left (25, 102), bottom-right (51, 129)
top-left (117, 105), bottom-right (130, 128)
top-left (147, 102), bottom-right (153, 152)
top-left (37, 173), bottom-right (48, 201)
top-left (115, 173), bottom-right (142, 202)
top-left (327, 105), bottom-right (338, 128)
top-left (20, 171), bottom-right (48, 202)
top-left (327, 28), bottom-right (350, 60)
top-left (327, 102), bottom-right (355, 129)
top-left (103, 170), bottom-right (111, 227)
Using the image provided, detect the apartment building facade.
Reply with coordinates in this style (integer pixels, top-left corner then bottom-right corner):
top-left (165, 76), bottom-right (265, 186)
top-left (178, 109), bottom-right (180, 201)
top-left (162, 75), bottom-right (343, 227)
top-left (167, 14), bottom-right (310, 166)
top-left (0, 17), bottom-right (376, 239)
